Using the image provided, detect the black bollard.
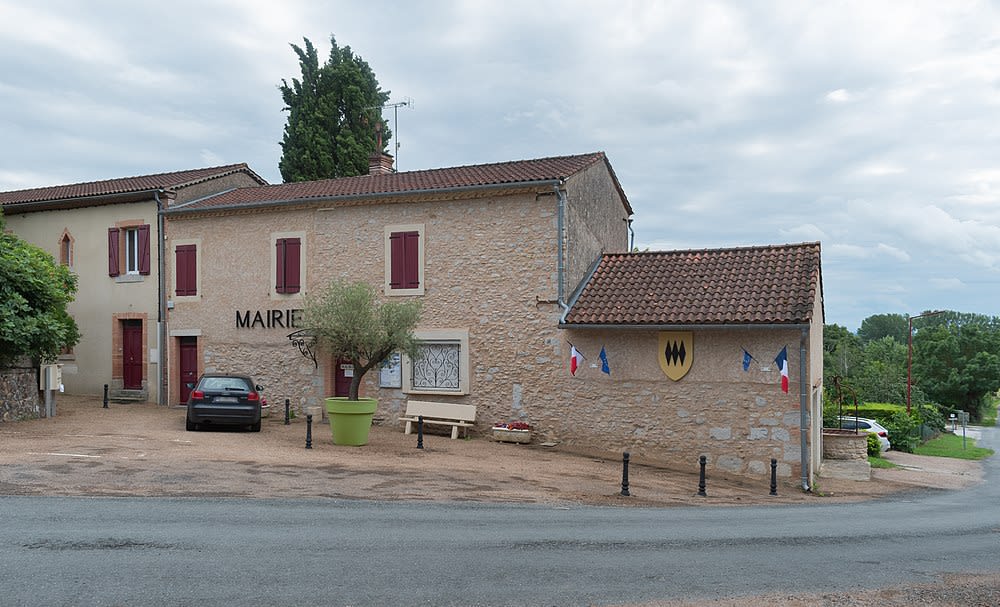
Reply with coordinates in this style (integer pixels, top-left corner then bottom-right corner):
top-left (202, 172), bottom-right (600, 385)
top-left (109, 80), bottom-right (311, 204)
top-left (620, 452), bottom-right (631, 496)
top-left (103, 384), bottom-right (109, 409)
top-left (416, 415), bottom-right (424, 449)
top-left (305, 414), bottom-right (313, 449)
top-left (698, 455), bottom-right (707, 497)
top-left (284, 398), bottom-right (290, 426)
top-left (769, 458), bottom-right (777, 496)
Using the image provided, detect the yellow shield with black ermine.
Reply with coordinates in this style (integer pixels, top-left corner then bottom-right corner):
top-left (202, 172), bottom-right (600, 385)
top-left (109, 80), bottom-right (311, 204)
top-left (658, 331), bottom-right (693, 381)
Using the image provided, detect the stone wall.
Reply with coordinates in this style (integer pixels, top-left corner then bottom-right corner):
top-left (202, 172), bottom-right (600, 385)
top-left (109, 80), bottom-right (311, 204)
top-left (0, 362), bottom-right (42, 422)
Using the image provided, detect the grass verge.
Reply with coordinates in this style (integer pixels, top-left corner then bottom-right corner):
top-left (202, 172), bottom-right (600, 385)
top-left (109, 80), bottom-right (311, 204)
top-left (914, 433), bottom-right (994, 460)
top-left (869, 456), bottom-right (897, 469)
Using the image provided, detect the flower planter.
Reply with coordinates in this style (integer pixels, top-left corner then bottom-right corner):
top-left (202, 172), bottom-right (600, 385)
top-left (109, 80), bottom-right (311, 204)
top-left (325, 397), bottom-right (378, 446)
top-left (492, 427), bottom-right (531, 444)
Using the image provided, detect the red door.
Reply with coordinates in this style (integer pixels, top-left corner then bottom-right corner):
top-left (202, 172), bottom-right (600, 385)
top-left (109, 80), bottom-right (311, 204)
top-left (333, 359), bottom-right (353, 397)
top-left (122, 321), bottom-right (143, 390)
top-left (179, 337), bottom-right (198, 404)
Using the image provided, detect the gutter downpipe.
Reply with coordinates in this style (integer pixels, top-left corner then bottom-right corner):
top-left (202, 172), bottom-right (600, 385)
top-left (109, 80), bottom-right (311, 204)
top-left (799, 327), bottom-right (810, 491)
top-left (155, 190), bottom-right (167, 407)
top-left (554, 182), bottom-right (570, 321)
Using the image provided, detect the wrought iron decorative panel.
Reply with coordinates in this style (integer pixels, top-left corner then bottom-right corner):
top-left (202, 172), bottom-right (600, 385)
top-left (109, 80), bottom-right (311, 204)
top-left (411, 342), bottom-right (460, 390)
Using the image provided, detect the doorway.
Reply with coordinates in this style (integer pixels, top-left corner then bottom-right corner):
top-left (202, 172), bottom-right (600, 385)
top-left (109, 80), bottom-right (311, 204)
top-left (333, 359), bottom-right (353, 397)
top-left (122, 320), bottom-right (143, 390)
top-left (179, 337), bottom-right (198, 404)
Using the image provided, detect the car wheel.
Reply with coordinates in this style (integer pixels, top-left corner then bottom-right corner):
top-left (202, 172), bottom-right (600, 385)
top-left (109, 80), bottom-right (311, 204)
top-left (250, 421), bottom-right (261, 432)
top-left (186, 417), bottom-right (197, 431)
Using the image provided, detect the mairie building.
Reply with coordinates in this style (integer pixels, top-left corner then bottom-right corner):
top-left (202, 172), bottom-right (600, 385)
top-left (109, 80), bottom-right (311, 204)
top-left (1, 151), bottom-right (824, 485)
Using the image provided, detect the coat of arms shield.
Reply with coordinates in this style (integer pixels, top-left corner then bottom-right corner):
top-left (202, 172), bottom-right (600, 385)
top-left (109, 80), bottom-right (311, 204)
top-left (658, 331), bottom-right (693, 381)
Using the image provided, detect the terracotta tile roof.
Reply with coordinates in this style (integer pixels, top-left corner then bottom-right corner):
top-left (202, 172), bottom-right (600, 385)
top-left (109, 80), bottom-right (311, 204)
top-left (0, 164), bottom-right (266, 206)
top-left (170, 152), bottom-right (631, 214)
top-left (563, 242), bottom-right (822, 326)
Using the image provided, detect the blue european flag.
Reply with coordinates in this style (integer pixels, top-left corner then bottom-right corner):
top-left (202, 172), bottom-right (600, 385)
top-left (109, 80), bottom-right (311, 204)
top-left (599, 346), bottom-right (610, 375)
top-left (742, 349), bottom-right (752, 372)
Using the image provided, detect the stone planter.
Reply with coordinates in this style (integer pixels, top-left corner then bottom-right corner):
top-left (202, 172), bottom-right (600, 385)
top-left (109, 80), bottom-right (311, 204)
top-left (492, 428), bottom-right (531, 444)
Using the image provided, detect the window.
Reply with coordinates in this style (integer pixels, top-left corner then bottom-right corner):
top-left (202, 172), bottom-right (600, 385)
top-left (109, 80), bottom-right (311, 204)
top-left (275, 237), bottom-right (301, 294)
top-left (402, 329), bottom-right (470, 395)
top-left (175, 244), bottom-right (197, 296)
top-left (384, 224), bottom-right (424, 296)
top-left (58, 230), bottom-right (73, 267)
top-left (108, 224), bottom-right (150, 277)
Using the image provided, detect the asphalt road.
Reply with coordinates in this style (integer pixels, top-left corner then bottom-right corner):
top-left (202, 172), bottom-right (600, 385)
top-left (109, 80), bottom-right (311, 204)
top-left (1, 426), bottom-right (997, 606)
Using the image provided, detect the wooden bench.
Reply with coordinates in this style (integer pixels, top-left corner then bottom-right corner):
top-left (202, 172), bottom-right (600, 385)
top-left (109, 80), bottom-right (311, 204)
top-left (400, 400), bottom-right (476, 439)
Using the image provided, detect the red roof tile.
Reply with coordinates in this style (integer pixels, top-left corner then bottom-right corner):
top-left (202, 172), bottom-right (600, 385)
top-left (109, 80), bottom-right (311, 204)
top-left (169, 152), bottom-right (630, 213)
top-left (0, 164), bottom-right (266, 206)
top-left (563, 242), bottom-right (822, 326)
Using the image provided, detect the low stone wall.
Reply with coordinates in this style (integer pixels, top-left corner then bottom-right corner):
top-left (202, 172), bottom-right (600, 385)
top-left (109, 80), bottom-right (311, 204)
top-left (822, 429), bottom-right (868, 460)
top-left (819, 429), bottom-right (870, 481)
top-left (0, 363), bottom-right (42, 422)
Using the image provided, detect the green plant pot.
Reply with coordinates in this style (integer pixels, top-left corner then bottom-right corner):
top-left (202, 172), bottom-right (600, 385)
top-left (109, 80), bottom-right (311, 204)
top-left (325, 397), bottom-right (378, 446)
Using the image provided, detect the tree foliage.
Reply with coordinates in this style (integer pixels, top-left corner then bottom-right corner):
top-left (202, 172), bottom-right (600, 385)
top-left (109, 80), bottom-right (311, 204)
top-left (825, 310), bottom-right (1000, 424)
top-left (858, 313), bottom-right (907, 344)
top-left (302, 280), bottom-right (420, 401)
top-left (278, 36), bottom-right (391, 182)
top-left (912, 322), bottom-right (1000, 420)
top-left (0, 211), bottom-right (80, 367)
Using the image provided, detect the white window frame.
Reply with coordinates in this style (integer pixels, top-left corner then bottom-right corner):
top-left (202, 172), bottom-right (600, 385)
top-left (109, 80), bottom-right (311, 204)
top-left (402, 328), bottom-right (470, 396)
top-left (124, 227), bottom-right (140, 275)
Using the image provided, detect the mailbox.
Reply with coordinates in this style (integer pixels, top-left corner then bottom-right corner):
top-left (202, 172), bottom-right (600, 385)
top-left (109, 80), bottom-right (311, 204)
top-left (39, 364), bottom-right (63, 390)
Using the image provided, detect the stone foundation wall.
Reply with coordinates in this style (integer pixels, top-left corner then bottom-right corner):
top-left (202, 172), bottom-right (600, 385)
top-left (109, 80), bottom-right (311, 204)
top-left (0, 362), bottom-right (42, 422)
top-left (822, 430), bottom-right (868, 460)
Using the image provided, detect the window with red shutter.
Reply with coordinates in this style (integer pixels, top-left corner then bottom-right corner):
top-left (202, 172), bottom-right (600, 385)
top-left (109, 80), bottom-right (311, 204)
top-left (389, 231), bottom-right (420, 290)
top-left (275, 238), bottom-right (301, 294)
top-left (138, 224), bottom-right (151, 275)
top-left (175, 244), bottom-right (197, 296)
top-left (108, 227), bottom-right (120, 276)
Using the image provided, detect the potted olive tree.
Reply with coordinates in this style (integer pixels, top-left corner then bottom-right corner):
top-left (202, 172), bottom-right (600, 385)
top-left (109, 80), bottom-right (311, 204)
top-left (302, 279), bottom-right (421, 445)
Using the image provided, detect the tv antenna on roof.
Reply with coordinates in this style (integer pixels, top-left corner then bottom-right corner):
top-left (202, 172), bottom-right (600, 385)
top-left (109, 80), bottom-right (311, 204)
top-left (365, 97), bottom-right (413, 172)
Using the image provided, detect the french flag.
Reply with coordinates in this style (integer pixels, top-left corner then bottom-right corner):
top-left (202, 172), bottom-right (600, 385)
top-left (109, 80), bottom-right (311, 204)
top-left (570, 344), bottom-right (584, 376)
top-left (774, 347), bottom-right (789, 393)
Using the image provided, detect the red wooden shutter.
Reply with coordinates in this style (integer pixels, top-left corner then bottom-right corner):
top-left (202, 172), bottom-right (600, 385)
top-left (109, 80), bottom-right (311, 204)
top-left (175, 245), bottom-right (196, 296)
top-left (284, 238), bottom-right (301, 294)
top-left (138, 224), bottom-right (151, 275)
top-left (389, 232), bottom-right (405, 289)
top-left (275, 239), bottom-right (286, 293)
top-left (107, 227), bottom-right (120, 277)
top-left (403, 231), bottom-right (419, 289)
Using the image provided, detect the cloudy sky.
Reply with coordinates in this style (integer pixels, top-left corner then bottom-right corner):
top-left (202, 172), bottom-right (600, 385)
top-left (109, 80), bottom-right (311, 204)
top-left (2, 1), bottom-right (999, 331)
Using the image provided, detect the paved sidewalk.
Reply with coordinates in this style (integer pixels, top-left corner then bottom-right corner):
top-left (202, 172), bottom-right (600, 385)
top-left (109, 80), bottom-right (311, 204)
top-left (0, 395), bottom-right (985, 506)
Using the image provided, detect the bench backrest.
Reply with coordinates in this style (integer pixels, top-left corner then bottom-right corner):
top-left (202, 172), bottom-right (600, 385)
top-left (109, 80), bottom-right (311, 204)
top-left (404, 400), bottom-right (476, 422)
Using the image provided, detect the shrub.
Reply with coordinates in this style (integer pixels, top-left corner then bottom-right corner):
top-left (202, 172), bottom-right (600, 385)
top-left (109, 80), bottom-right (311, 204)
top-left (866, 433), bottom-right (881, 458)
top-left (883, 411), bottom-right (920, 453)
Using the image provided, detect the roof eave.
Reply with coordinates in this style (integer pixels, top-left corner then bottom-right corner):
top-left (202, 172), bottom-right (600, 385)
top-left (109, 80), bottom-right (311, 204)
top-left (163, 178), bottom-right (565, 215)
top-left (558, 322), bottom-right (813, 330)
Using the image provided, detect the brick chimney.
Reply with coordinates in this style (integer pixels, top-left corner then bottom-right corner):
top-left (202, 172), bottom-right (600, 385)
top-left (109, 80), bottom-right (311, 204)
top-left (368, 151), bottom-right (395, 175)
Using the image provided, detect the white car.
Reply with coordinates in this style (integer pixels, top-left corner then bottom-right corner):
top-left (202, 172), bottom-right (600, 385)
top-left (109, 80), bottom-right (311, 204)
top-left (837, 416), bottom-right (891, 453)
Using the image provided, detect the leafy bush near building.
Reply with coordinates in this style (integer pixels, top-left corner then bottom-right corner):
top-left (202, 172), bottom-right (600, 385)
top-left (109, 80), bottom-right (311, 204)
top-left (866, 433), bottom-right (881, 458)
top-left (0, 211), bottom-right (80, 368)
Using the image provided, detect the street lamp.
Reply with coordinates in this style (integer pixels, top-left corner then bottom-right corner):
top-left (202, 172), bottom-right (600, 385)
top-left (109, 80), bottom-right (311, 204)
top-left (907, 310), bottom-right (944, 414)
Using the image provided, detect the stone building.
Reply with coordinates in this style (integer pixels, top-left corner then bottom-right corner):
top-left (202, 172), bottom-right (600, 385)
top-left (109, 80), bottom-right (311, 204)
top-left (560, 244), bottom-right (824, 487)
top-left (160, 152), bottom-right (631, 412)
top-left (2, 152), bottom-right (825, 485)
top-left (0, 165), bottom-right (267, 403)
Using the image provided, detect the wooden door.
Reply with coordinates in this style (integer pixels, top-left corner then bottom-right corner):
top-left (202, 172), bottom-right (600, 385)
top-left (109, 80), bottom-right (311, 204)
top-left (179, 337), bottom-right (198, 404)
top-left (122, 321), bottom-right (143, 390)
top-left (334, 359), bottom-right (353, 397)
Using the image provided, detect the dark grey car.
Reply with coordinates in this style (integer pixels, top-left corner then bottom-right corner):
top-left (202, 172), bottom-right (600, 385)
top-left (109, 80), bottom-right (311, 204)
top-left (186, 373), bottom-right (263, 432)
